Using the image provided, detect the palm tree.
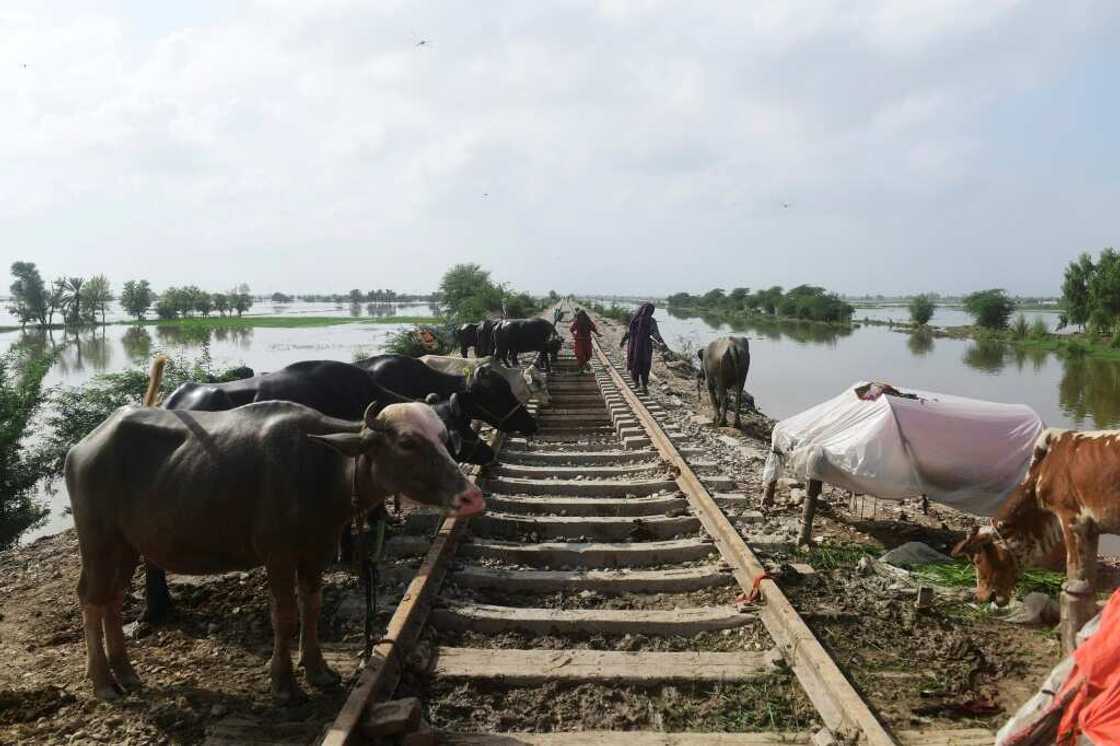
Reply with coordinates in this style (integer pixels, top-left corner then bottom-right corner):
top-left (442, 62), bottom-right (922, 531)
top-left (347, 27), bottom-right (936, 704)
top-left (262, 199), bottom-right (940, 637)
top-left (63, 277), bottom-right (85, 325)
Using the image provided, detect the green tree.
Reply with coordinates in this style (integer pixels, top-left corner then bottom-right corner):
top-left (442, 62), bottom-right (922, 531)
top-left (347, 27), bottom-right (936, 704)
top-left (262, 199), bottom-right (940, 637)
top-left (728, 287), bottom-right (750, 309)
top-left (193, 290), bottom-right (213, 317)
top-left (213, 293), bottom-right (230, 316)
top-left (46, 278), bottom-right (66, 327)
top-left (962, 289), bottom-right (1016, 329)
top-left (0, 348), bottom-right (53, 548)
top-left (232, 284), bottom-right (253, 316)
top-left (80, 274), bottom-right (113, 324)
top-left (120, 280), bottom-right (154, 320)
top-left (62, 277), bottom-right (86, 325)
top-left (438, 263), bottom-right (502, 323)
top-left (701, 288), bottom-right (726, 306)
top-left (666, 292), bottom-right (694, 307)
top-left (8, 262), bottom-right (48, 327)
top-left (348, 288), bottom-right (364, 303)
top-left (759, 286), bottom-right (784, 315)
top-left (1061, 252), bottom-right (1095, 330)
top-left (1087, 248), bottom-right (1120, 334)
top-left (908, 294), bottom-right (936, 325)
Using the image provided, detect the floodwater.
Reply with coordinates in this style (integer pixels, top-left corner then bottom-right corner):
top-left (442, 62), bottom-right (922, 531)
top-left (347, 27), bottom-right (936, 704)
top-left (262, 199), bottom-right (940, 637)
top-left (657, 308), bottom-right (1112, 430)
top-left (5, 302), bottom-right (434, 542)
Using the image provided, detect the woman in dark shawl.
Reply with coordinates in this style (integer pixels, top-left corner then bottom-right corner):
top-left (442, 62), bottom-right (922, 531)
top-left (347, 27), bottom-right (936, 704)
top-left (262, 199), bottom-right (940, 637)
top-left (569, 308), bottom-right (600, 372)
top-left (620, 302), bottom-right (666, 394)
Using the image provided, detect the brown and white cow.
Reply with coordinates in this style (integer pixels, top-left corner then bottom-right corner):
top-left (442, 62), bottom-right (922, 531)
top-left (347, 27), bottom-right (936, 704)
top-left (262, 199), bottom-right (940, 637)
top-left (953, 428), bottom-right (1117, 607)
top-left (65, 400), bottom-right (484, 702)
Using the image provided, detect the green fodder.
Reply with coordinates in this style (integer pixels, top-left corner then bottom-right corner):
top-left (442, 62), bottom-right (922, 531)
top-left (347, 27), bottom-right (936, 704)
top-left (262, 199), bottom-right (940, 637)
top-left (804, 542), bottom-right (882, 571)
top-left (384, 324), bottom-right (453, 357)
top-left (913, 560), bottom-right (1065, 596)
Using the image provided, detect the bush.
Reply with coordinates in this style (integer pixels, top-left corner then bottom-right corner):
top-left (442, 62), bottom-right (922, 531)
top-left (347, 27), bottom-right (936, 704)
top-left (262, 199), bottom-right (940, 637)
top-left (963, 289), bottom-right (1016, 329)
top-left (1062, 338), bottom-right (1089, 357)
top-left (384, 325), bottom-right (453, 357)
top-left (1029, 317), bottom-right (1049, 339)
top-left (908, 294), bottom-right (936, 325)
top-left (0, 348), bottom-right (53, 548)
top-left (1010, 313), bottom-right (1030, 340)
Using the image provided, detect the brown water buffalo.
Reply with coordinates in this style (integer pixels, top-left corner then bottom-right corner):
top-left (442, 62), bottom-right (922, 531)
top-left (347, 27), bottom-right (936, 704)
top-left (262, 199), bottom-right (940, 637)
top-left (697, 336), bottom-right (751, 427)
top-left (65, 400), bottom-right (484, 703)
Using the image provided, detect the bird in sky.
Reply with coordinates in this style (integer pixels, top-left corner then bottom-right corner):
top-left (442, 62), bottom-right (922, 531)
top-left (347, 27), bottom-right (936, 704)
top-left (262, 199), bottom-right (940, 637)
top-left (416, 39), bottom-right (430, 47)
top-left (782, 202), bottom-right (792, 208)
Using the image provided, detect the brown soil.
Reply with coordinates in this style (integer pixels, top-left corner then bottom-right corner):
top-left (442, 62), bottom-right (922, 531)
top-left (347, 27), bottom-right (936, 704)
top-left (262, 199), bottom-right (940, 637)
top-left (0, 530), bottom-right (411, 744)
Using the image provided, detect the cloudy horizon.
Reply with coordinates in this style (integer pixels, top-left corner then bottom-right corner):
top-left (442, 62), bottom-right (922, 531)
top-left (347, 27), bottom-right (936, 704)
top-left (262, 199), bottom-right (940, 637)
top-left (3, 1), bottom-right (1118, 298)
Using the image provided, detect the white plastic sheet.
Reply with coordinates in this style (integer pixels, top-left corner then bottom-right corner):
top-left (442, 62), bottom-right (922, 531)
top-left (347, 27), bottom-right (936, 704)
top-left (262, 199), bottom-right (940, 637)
top-left (762, 382), bottom-right (1044, 516)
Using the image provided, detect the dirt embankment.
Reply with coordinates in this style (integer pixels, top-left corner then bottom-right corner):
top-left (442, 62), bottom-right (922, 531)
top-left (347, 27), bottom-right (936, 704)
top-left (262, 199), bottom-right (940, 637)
top-left (591, 312), bottom-right (1063, 731)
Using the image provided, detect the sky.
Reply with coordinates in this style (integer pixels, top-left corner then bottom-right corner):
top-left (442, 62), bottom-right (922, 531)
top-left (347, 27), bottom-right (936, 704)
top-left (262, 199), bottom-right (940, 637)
top-left (2, 1), bottom-right (1118, 298)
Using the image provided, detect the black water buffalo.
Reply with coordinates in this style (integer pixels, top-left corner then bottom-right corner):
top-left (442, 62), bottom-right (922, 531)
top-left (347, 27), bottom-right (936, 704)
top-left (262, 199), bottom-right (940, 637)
top-left (146, 360), bottom-right (495, 624)
top-left (477, 319), bottom-right (499, 357)
top-left (494, 318), bottom-right (562, 371)
top-left (354, 354), bottom-right (538, 434)
top-left (164, 360), bottom-right (493, 466)
top-left (66, 400), bottom-right (483, 702)
top-left (697, 336), bottom-right (751, 427)
top-left (455, 323), bottom-right (479, 357)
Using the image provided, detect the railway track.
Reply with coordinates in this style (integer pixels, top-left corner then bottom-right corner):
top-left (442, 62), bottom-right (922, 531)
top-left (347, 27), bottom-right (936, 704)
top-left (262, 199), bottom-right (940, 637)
top-left (222, 316), bottom-right (995, 745)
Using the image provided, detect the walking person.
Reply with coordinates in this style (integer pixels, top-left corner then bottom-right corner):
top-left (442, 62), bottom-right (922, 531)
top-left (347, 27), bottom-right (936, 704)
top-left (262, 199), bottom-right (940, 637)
top-left (621, 302), bottom-right (667, 394)
top-left (570, 308), bottom-right (600, 372)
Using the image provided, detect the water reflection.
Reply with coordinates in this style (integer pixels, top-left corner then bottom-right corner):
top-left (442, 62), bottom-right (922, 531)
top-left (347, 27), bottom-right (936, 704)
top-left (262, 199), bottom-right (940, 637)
top-left (1009, 346), bottom-right (1048, 373)
top-left (665, 307), bottom-right (853, 345)
top-left (1060, 358), bottom-right (1120, 428)
top-left (962, 338), bottom-right (1007, 373)
top-left (121, 326), bottom-right (152, 363)
top-left (907, 328), bottom-right (934, 356)
top-left (350, 302), bottom-right (363, 318)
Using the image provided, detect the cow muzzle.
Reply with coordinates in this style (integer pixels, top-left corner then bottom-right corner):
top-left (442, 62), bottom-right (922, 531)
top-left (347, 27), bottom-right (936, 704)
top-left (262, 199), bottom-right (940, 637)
top-left (450, 487), bottom-right (486, 518)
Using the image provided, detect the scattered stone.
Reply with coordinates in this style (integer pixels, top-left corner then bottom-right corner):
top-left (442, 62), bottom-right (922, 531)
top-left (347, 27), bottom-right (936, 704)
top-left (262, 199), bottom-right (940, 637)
top-left (1006, 592), bottom-right (1060, 626)
top-left (879, 541), bottom-right (952, 568)
top-left (362, 697), bottom-right (422, 738)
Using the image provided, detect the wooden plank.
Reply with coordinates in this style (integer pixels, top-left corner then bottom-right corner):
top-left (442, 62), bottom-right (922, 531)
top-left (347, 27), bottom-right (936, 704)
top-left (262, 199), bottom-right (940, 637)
top-left (431, 647), bottom-right (772, 684)
top-left (482, 476), bottom-right (679, 497)
top-left (591, 338), bottom-right (900, 746)
top-left (492, 463), bottom-right (667, 479)
top-left (456, 537), bottom-right (717, 568)
top-left (442, 730), bottom-right (994, 745)
top-left (320, 433), bottom-right (503, 746)
top-left (499, 449), bottom-right (660, 465)
top-left (430, 601), bottom-right (755, 635)
top-left (451, 564), bottom-right (735, 594)
top-left (471, 512), bottom-right (699, 541)
top-left (482, 493), bottom-right (688, 517)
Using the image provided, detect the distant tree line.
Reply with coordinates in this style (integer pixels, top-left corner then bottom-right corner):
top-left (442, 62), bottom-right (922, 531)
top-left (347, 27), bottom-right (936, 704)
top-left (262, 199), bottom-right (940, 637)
top-left (292, 289), bottom-right (434, 304)
top-left (667, 285), bottom-right (855, 323)
top-left (155, 284), bottom-right (253, 320)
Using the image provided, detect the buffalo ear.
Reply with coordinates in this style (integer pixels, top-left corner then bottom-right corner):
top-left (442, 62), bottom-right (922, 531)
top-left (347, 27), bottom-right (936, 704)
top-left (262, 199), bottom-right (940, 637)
top-left (308, 432), bottom-right (368, 457)
top-left (424, 393), bottom-right (440, 405)
top-left (697, 349), bottom-right (704, 360)
top-left (449, 392), bottom-right (463, 418)
top-left (950, 526), bottom-right (993, 558)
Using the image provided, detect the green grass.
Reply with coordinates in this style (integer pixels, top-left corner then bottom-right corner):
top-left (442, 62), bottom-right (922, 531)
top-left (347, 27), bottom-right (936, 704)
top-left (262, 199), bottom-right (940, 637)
top-left (912, 560), bottom-right (1066, 596)
top-left (803, 542), bottom-right (882, 570)
top-left (125, 315), bottom-right (438, 329)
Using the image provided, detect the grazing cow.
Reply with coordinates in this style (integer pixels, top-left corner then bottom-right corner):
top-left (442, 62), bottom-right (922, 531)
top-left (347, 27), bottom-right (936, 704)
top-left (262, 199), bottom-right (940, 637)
top-left (455, 323), bottom-right (479, 357)
top-left (146, 360), bottom-right (493, 624)
top-left (355, 354), bottom-right (538, 434)
top-left (66, 400), bottom-right (484, 702)
top-left (952, 428), bottom-right (1116, 612)
top-left (696, 337), bottom-right (751, 427)
top-left (420, 354), bottom-right (551, 406)
top-left (494, 318), bottom-right (562, 371)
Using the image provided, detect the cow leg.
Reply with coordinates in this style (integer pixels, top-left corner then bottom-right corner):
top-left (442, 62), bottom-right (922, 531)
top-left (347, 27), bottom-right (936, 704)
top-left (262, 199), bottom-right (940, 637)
top-left (105, 549), bottom-right (141, 690)
top-left (296, 561), bottom-right (339, 688)
top-left (720, 388), bottom-right (731, 428)
top-left (265, 561), bottom-right (303, 703)
top-left (734, 382), bottom-right (743, 428)
top-left (796, 480), bottom-right (823, 548)
top-left (1060, 516), bottom-right (1100, 653)
top-left (81, 602), bottom-right (118, 700)
top-left (142, 561), bottom-right (174, 624)
top-left (707, 383), bottom-right (720, 425)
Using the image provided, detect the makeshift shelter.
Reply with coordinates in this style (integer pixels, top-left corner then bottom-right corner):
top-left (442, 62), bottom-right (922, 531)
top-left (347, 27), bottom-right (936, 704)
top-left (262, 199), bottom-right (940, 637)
top-left (762, 382), bottom-right (1045, 516)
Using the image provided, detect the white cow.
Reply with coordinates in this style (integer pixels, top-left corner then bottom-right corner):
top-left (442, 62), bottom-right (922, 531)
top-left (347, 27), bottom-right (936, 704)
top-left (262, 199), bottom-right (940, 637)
top-left (420, 355), bottom-right (550, 406)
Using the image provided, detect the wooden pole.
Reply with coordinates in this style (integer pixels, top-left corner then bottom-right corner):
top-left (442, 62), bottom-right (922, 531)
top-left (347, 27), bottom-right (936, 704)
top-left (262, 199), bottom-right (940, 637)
top-left (762, 480), bottom-right (777, 508)
top-left (797, 479), bottom-right (822, 547)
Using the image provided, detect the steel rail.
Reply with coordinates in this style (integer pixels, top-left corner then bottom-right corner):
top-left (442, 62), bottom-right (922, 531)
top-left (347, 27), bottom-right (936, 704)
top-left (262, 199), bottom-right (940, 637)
top-left (591, 335), bottom-right (900, 746)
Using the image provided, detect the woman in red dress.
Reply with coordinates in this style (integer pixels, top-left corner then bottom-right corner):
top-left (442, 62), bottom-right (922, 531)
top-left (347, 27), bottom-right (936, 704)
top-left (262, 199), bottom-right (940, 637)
top-left (569, 308), bottom-right (600, 372)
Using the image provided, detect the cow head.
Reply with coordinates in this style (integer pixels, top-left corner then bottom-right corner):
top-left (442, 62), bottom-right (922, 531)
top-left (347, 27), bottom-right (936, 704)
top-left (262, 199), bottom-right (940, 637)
top-left (465, 365), bottom-right (538, 434)
top-left (309, 402), bottom-right (485, 518)
top-left (951, 525), bottom-right (1018, 606)
top-left (523, 366), bottom-right (551, 406)
top-left (428, 392), bottom-right (496, 466)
